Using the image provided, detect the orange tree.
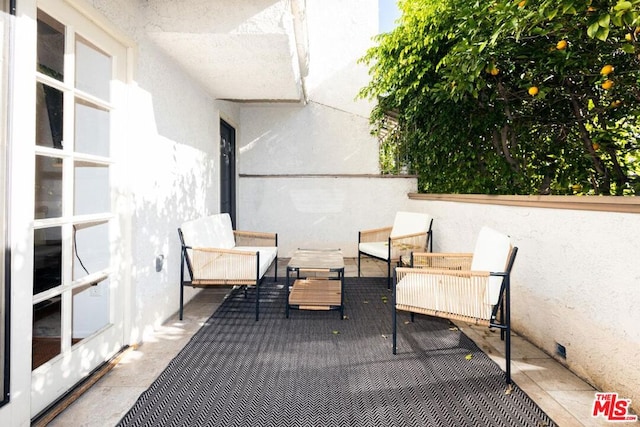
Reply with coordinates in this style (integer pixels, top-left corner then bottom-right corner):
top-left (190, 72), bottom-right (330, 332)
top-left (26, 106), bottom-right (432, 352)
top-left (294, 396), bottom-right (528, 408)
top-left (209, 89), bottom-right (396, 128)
top-left (359, 0), bottom-right (640, 194)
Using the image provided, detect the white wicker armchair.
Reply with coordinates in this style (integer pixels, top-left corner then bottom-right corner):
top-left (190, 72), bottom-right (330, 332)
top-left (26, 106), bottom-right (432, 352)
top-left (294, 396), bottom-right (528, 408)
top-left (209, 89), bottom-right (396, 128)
top-left (358, 211), bottom-right (433, 288)
top-left (392, 226), bottom-right (518, 384)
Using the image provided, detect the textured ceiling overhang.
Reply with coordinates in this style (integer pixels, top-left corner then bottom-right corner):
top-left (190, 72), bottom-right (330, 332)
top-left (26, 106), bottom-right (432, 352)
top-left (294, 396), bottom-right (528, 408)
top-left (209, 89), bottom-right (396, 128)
top-left (145, 0), bottom-right (308, 102)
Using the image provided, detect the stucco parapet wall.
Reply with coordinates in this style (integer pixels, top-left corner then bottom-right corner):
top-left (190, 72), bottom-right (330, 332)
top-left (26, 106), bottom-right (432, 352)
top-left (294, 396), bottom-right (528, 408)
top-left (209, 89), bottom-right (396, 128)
top-left (408, 193), bottom-right (640, 214)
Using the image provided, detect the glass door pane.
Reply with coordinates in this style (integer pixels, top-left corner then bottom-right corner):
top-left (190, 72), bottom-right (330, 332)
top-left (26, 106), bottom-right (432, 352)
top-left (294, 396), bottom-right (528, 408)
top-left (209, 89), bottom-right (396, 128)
top-left (33, 226), bottom-right (62, 294)
top-left (72, 278), bottom-right (110, 341)
top-left (74, 161), bottom-right (110, 215)
top-left (36, 83), bottom-right (64, 149)
top-left (72, 221), bottom-right (110, 280)
top-left (37, 11), bottom-right (64, 81)
top-left (74, 100), bottom-right (109, 156)
top-left (35, 154), bottom-right (63, 218)
top-left (32, 298), bottom-right (62, 370)
top-left (75, 37), bottom-right (111, 101)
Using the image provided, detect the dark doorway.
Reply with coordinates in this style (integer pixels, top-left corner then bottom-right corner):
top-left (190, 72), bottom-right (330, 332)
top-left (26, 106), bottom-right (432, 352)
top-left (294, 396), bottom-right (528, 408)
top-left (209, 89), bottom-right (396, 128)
top-left (220, 119), bottom-right (236, 227)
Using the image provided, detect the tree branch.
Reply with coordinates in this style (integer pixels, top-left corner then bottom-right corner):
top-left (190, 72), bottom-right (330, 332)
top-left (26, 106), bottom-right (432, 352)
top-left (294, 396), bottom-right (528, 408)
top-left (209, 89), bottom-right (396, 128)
top-left (568, 92), bottom-right (610, 194)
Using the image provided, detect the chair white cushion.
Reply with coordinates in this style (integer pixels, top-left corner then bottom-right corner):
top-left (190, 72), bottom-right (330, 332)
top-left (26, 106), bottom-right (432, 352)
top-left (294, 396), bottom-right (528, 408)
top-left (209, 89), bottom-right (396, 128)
top-left (360, 212), bottom-right (432, 261)
top-left (359, 242), bottom-right (390, 260)
top-left (390, 212), bottom-right (432, 238)
top-left (470, 226), bottom-right (512, 305)
top-left (181, 213), bottom-right (236, 249)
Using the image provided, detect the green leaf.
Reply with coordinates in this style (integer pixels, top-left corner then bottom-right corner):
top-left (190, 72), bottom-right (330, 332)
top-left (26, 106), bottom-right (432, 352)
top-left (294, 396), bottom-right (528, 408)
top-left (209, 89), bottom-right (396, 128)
top-left (623, 12), bottom-right (638, 26)
top-left (613, 1), bottom-right (632, 11)
top-left (587, 22), bottom-right (600, 38)
top-left (611, 14), bottom-right (624, 26)
top-left (621, 44), bottom-right (635, 53)
top-left (598, 14), bottom-right (611, 27)
top-left (596, 26), bottom-right (610, 41)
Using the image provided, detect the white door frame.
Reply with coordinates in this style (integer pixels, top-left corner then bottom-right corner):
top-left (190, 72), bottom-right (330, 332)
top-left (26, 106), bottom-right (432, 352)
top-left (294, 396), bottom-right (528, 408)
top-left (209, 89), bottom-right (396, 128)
top-left (6, 0), bottom-right (134, 418)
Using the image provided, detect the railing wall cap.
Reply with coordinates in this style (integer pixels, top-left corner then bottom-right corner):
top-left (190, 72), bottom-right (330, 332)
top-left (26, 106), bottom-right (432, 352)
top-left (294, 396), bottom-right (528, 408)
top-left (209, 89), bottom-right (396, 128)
top-left (408, 193), bottom-right (640, 214)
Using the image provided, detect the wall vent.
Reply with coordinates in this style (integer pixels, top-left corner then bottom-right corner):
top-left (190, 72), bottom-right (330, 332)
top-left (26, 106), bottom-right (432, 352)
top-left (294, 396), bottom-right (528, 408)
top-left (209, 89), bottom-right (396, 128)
top-left (556, 342), bottom-right (567, 359)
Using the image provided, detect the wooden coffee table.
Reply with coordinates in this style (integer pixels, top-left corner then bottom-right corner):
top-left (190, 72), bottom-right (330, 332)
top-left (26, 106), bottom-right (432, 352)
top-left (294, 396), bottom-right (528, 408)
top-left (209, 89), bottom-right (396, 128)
top-left (286, 249), bottom-right (345, 318)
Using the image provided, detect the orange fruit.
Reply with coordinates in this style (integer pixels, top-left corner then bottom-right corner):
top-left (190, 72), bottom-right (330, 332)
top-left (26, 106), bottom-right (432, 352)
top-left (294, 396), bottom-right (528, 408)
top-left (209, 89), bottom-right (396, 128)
top-left (556, 40), bottom-right (568, 50)
top-left (601, 80), bottom-right (614, 90)
top-left (528, 86), bottom-right (539, 96)
top-left (518, 0), bottom-right (526, 7)
top-left (490, 67), bottom-right (500, 76)
top-left (592, 143), bottom-right (600, 150)
top-left (600, 64), bottom-right (614, 75)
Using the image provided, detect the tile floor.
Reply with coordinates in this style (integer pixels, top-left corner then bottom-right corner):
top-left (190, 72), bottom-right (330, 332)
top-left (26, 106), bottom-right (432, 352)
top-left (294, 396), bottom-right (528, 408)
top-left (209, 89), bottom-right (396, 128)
top-left (46, 258), bottom-right (636, 426)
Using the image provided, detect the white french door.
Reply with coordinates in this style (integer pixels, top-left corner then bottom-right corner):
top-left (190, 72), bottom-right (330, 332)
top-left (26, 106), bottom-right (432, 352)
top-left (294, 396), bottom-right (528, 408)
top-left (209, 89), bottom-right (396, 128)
top-left (31, 0), bottom-right (128, 416)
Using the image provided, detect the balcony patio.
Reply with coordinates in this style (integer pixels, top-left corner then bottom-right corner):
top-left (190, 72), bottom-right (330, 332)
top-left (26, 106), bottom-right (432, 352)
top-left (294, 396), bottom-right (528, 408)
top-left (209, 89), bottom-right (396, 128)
top-left (41, 257), bottom-right (611, 427)
top-left (1, 1), bottom-right (636, 425)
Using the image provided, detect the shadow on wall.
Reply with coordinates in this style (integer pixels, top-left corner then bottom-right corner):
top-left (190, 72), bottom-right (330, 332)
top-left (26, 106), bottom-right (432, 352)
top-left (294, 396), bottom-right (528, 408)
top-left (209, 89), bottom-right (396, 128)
top-left (122, 85), bottom-right (218, 343)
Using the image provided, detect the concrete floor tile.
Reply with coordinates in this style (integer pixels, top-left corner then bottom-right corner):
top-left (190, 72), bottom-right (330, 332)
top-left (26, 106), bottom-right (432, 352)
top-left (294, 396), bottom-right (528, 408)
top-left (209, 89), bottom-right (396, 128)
top-left (514, 358), bottom-right (596, 392)
top-left (48, 385), bottom-right (147, 427)
top-left (98, 350), bottom-right (175, 388)
top-left (483, 333), bottom-right (549, 361)
top-left (510, 375), bottom-right (585, 427)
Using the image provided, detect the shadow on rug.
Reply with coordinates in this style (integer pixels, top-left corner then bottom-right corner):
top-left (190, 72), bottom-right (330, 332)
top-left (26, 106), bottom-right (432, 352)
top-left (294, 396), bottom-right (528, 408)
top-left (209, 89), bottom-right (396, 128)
top-left (118, 277), bottom-right (556, 427)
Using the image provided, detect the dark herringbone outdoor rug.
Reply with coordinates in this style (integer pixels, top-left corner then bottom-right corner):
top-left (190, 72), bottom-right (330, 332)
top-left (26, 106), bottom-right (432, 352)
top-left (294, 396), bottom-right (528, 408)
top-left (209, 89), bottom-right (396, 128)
top-left (118, 277), bottom-right (556, 427)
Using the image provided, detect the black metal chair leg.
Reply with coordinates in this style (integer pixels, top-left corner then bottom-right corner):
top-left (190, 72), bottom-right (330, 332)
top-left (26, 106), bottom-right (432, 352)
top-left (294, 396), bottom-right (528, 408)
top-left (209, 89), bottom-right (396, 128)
top-left (392, 270), bottom-right (397, 354)
top-left (256, 284), bottom-right (260, 321)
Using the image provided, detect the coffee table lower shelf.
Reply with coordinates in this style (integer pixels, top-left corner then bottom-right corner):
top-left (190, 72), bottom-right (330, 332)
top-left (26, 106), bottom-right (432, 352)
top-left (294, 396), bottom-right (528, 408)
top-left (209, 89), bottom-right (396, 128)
top-left (287, 279), bottom-right (343, 316)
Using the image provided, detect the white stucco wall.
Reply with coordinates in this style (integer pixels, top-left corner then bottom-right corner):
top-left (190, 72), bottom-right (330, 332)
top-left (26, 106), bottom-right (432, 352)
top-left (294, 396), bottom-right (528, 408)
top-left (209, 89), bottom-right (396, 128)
top-left (239, 176), bottom-right (418, 256)
top-left (238, 102), bottom-right (378, 175)
top-left (304, 0), bottom-right (377, 118)
top-left (236, 0), bottom-right (393, 249)
top-left (237, 0), bottom-right (380, 176)
top-left (405, 198), bottom-right (640, 413)
top-left (85, 0), bottom-right (243, 343)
